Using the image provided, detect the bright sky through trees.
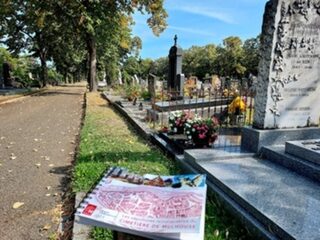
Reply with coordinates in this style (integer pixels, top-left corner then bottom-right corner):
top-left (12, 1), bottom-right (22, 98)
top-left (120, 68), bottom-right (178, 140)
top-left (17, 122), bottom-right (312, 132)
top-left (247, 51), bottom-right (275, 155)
top-left (133, 0), bottom-right (267, 59)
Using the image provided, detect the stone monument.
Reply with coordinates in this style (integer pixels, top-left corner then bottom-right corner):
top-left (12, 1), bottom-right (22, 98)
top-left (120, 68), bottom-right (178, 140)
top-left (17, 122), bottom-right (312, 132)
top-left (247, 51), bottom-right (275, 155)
top-left (254, 0), bottom-right (320, 129)
top-left (168, 35), bottom-right (183, 95)
top-left (242, 0), bottom-right (320, 153)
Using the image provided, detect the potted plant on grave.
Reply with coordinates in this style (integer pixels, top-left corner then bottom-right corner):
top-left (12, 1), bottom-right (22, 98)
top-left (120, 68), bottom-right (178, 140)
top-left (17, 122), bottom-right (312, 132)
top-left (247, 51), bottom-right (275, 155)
top-left (184, 116), bottom-right (219, 148)
top-left (168, 111), bottom-right (190, 134)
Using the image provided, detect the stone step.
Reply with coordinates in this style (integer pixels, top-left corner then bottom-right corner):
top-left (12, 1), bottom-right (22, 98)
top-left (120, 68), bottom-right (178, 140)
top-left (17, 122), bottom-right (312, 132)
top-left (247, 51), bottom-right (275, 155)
top-left (261, 145), bottom-right (320, 184)
top-left (285, 140), bottom-right (320, 165)
top-left (184, 149), bottom-right (320, 240)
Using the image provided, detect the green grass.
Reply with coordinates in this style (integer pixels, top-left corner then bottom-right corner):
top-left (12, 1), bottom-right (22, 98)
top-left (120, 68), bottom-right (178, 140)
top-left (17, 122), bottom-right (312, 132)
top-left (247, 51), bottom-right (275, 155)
top-left (73, 93), bottom-right (252, 240)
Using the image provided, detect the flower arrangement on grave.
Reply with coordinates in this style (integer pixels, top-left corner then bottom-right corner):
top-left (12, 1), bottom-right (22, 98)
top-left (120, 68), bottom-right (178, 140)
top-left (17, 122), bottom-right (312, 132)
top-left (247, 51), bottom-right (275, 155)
top-left (184, 115), bottom-right (219, 147)
top-left (168, 111), bottom-right (190, 134)
top-left (228, 96), bottom-right (246, 115)
top-left (228, 96), bottom-right (246, 125)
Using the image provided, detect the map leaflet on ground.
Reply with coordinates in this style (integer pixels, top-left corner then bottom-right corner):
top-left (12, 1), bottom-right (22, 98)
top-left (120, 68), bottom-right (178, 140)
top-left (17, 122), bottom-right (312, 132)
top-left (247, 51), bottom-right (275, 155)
top-left (75, 167), bottom-right (207, 240)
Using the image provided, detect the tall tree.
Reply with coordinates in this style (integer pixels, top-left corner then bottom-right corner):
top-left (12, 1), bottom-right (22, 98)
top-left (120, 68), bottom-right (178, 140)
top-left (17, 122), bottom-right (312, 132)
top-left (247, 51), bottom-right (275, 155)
top-left (0, 0), bottom-right (61, 86)
top-left (59, 0), bottom-right (167, 91)
top-left (215, 36), bottom-right (246, 78)
top-left (243, 35), bottom-right (260, 76)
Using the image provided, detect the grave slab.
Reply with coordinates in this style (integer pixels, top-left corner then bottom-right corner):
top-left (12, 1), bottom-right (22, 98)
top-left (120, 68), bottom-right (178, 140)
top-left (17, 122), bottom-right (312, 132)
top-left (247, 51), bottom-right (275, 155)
top-left (241, 126), bottom-right (320, 153)
top-left (184, 150), bottom-right (320, 240)
top-left (286, 139), bottom-right (320, 165)
top-left (262, 145), bottom-right (320, 183)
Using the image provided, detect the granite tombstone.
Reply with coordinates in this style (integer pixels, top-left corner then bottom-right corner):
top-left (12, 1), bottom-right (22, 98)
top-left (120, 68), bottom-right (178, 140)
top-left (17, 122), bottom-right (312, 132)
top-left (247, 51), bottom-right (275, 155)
top-left (242, 0), bottom-right (320, 153)
top-left (254, 0), bottom-right (320, 129)
top-left (168, 35), bottom-right (183, 95)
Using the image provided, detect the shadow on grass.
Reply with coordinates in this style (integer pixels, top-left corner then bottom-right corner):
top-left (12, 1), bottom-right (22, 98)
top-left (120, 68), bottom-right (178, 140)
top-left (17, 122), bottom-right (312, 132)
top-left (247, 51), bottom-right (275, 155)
top-left (31, 91), bottom-right (83, 97)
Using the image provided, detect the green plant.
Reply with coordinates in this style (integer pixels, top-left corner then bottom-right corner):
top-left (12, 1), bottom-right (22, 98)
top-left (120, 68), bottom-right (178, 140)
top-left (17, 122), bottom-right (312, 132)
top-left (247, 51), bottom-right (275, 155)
top-left (140, 89), bottom-right (151, 100)
top-left (124, 84), bottom-right (141, 101)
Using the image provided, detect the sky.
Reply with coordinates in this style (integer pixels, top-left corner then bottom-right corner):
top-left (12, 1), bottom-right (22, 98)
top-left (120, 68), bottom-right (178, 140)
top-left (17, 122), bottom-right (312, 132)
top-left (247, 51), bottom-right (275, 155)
top-left (132, 0), bottom-right (268, 59)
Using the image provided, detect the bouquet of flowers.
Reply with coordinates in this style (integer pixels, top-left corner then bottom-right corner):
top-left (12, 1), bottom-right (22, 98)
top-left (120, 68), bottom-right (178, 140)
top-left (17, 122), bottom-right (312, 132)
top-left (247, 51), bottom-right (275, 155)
top-left (168, 111), bottom-right (190, 134)
top-left (184, 116), bottom-right (219, 147)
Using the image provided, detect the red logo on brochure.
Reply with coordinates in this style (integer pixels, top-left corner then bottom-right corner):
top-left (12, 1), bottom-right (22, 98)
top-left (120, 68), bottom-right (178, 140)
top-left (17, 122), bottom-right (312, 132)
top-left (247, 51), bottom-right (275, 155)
top-left (83, 204), bottom-right (97, 216)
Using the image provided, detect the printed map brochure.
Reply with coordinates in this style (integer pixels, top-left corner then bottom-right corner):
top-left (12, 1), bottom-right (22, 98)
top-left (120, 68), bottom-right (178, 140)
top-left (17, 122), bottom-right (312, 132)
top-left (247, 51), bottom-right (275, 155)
top-left (75, 167), bottom-right (207, 240)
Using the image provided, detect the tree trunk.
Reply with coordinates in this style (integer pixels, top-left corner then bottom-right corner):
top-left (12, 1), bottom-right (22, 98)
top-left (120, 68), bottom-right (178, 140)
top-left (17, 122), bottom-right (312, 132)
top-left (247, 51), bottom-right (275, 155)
top-left (87, 34), bottom-right (97, 92)
top-left (40, 55), bottom-right (48, 87)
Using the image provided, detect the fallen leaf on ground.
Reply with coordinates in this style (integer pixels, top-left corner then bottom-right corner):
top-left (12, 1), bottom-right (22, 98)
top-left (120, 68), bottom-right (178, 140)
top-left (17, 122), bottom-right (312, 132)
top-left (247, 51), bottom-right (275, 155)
top-left (13, 202), bottom-right (24, 209)
top-left (46, 186), bottom-right (51, 190)
top-left (8, 170), bottom-right (13, 173)
top-left (35, 163), bottom-right (41, 168)
top-left (10, 155), bottom-right (16, 160)
top-left (33, 148), bottom-right (38, 152)
top-left (34, 138), bottom-right (39, 142)
top-left (41, 224), bottom-right (51, 231)
top-left (45, 194), bottom-right (51, 197)
top-left (44, 156), bottom-right (50, 161)
top-left (69, 152), bottom-right (74, 155)
top-left (48, 164), bottom-right (54, 167)
top-left (61, 149), bottom-right (65, 152)
top-left (0, 137), bottom-right (5, 140)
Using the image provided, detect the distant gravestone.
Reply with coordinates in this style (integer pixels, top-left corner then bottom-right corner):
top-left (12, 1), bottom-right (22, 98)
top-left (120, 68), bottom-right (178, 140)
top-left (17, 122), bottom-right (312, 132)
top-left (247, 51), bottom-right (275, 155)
top-left (253, 0), bottom-right (320, 129)
top-left (167, 35), bottom-right (183, 94)
top-left (148, 73), bottom-right (157, 99)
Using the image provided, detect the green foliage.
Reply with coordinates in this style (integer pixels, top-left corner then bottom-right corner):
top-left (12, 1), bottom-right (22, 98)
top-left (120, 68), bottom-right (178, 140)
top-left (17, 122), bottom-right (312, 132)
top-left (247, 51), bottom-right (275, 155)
top-left (183, 44), bottom-right (217, 79)
top-left (243, 36), bottom-right (261, 76)
top-left (140, 89), bottom-right (151, 100)
top-left (124, 84), bottom-right (141, 100)
top-left (91, 227), bottom-right (113, 239)
top-left (150, 35), bottom-right (260, 80)
top-left (0, 0), bottom-right (168, 90)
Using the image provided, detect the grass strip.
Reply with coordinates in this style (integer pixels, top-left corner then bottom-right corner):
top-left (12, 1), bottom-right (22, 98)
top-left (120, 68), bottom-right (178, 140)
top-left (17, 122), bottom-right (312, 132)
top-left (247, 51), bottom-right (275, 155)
top-left (73, 93), bottom-right (252, 240)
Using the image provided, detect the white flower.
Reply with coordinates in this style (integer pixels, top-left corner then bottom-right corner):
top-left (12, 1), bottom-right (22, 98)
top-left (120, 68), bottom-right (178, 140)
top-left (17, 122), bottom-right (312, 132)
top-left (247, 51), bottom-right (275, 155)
top-left (186, 131), bottom-right (190, 135)
top-left (192, 128), bottom-right (196, 132)
top-left (188, 136), bottom-right (192, 139)
top-left (174, 127), bottom-right (177, 132)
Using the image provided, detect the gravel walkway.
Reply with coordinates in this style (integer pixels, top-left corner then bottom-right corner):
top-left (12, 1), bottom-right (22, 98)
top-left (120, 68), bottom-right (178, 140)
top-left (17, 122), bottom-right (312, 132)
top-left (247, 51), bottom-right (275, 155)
top-left (0, 84), bottom-right (85, 239)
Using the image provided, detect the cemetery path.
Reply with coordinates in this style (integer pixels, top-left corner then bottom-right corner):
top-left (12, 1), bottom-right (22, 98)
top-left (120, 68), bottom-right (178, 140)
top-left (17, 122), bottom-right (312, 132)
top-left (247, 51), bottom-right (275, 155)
top-left (0, 84), bottom-right (86, 239)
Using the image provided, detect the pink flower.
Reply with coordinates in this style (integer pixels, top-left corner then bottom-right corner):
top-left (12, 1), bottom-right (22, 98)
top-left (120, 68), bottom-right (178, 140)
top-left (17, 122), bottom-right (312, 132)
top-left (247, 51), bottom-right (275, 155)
top-left (198, 133), bottom-right (206, 139)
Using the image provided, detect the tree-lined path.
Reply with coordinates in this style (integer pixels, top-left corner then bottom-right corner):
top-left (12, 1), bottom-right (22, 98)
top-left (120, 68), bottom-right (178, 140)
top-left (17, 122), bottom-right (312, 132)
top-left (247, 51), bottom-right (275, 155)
top-left (0, 84), bottom-right (85, 239)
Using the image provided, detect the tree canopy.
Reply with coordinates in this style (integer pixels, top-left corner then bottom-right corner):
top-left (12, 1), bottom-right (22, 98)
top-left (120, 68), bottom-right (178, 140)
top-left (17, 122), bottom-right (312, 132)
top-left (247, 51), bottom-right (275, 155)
top-left (0, 0), bottom-right (168, 90)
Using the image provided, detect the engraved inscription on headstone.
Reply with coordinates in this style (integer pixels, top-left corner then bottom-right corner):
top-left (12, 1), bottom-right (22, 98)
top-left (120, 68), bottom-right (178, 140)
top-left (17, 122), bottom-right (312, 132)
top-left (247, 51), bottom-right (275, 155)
top-left (253, 0), bottom-right (320, 129)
